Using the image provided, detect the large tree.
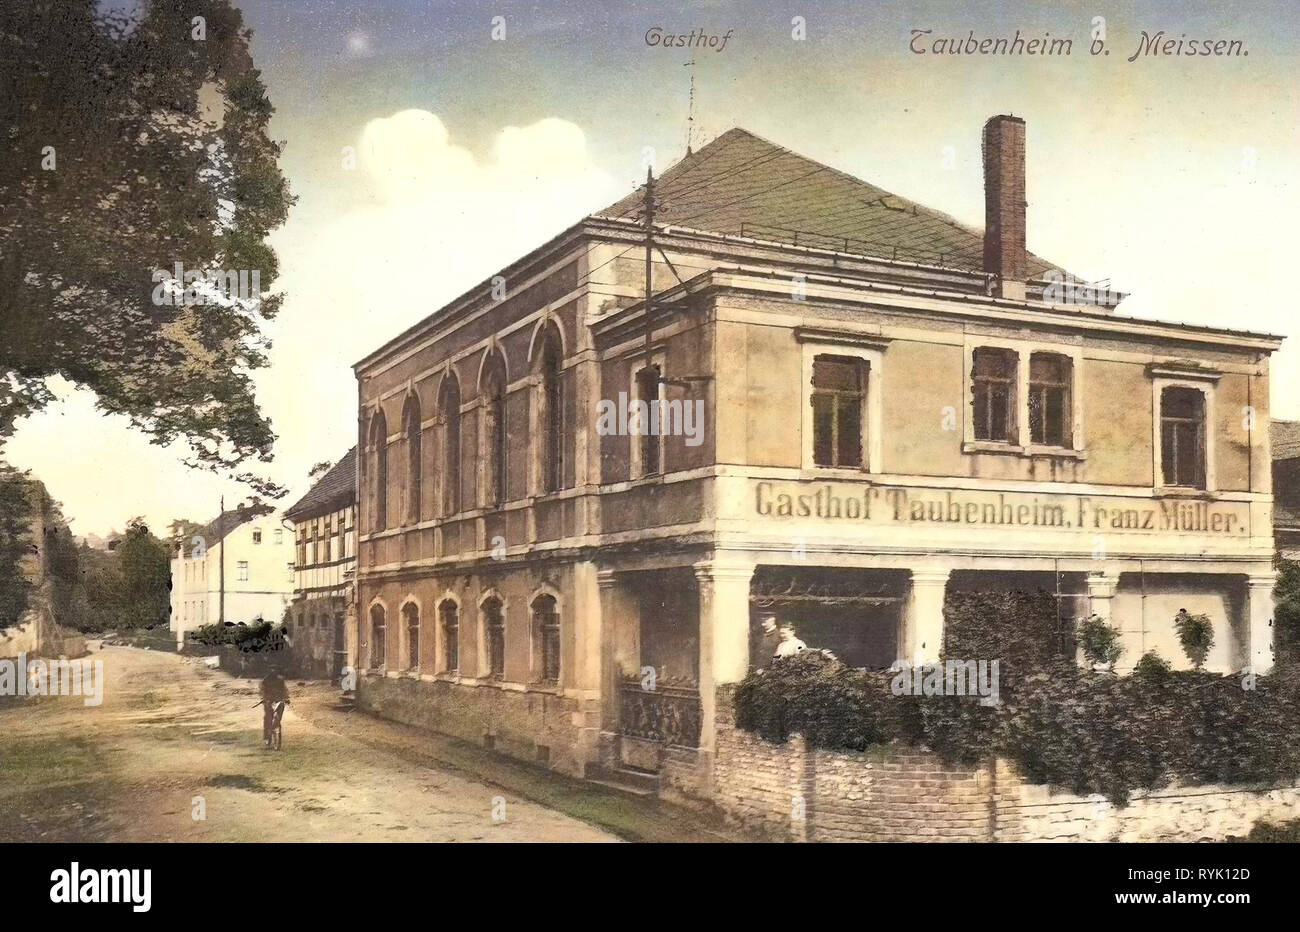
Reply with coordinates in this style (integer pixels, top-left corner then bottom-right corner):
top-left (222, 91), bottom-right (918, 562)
top-left (0, 0), bottom-right (293, 492)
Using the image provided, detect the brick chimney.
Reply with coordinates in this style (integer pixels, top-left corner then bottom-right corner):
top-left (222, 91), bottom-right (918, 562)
top-left (982, 115), bottom-right (1027, 300)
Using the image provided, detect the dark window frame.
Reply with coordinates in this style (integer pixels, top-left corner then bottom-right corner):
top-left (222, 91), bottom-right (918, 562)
top-left (538, 330), bottom-right (565, 494)
top-left (1028, 352), bottom-right (1073, 447)
top-left (636, 365), bottom-right (662, 477)
top-left (370, 604), bottom-right (386, 670)
top-left (972, 347), bottom-right (1018, 444)
top-left (1160, 385), bottom-right (1207, 489)
top-left (403, 602), bottom-right (420, 671)
top-left (482, 597), bottom-right (505, 680)
top-left (810, 354), bottom-right (867, 468)
top-left (532, 594), bottom-right (560, 684)
top-left (440, 600), bottom-right (459, 674)
top-left (403, 394), bottom-right (422, 524)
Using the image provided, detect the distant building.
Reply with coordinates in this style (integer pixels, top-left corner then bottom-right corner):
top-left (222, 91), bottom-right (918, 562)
top-left (284, 448), bottom-right (357, 680)
top-left (1274, 420), bottom-right (1300, 561)
top-left (169, 504), bottom-right (294, 648)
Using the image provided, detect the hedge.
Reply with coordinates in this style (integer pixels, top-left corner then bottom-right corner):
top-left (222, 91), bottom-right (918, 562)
top-left (735, 587), bottom-right (1300, 804)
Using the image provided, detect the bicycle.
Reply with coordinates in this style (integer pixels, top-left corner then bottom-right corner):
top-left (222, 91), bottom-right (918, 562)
top-left (255, 698), bottom-right (289, 750)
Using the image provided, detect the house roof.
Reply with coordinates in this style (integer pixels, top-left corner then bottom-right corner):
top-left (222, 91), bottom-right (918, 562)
top-left (597, 127), bottom-right (1064, 277)
top-left (1273, 420), bottom-right (1300, 462)
top-left (199, 503), bottom-right (273, 546)
top-left (285, 447), bottom-right (357, 521)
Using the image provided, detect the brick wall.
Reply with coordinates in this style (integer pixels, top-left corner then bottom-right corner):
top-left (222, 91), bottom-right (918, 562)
top-left (357, 672), bottom-right (600, 777)
top-left (711, 687), bottom-right (1300, 842)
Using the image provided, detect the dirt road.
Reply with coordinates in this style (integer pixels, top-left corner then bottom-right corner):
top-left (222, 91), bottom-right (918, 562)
top-left (0, 643), bottom-right (620, 842)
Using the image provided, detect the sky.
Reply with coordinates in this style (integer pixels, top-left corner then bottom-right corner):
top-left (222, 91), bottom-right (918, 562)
top-left (8, 0), bottom-right (1300, 536)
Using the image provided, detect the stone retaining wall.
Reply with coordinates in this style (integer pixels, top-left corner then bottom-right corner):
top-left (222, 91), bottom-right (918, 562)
top-left (710, 687), bottom-right (1300, 842)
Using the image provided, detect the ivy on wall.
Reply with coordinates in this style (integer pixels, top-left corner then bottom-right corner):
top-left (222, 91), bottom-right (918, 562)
top-left (735, 585), bottom-right (1300, 805)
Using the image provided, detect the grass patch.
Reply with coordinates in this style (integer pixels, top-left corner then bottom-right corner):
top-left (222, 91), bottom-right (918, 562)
top-left (206, 773), bottom-right (268, 792)
top-left (1232, 818), bottom-right (1300, 842)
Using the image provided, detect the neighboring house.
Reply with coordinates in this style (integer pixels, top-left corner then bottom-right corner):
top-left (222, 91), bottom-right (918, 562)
top-left (1274, 420), bottom-right (1300, 561)
top-left (351, 117), bottom-right (1282, 786)
top-left (284, 448), bottom-right (357, 680)
top-left (169, 503), bottom-right (294, 648)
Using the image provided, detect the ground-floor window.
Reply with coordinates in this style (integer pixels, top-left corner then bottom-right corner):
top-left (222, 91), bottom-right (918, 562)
top-left (750, 567), bottom-right (907, 670)
top-left (482, 597), bottom-right (505, 679)
top-left (532, 594), bottom-right (560, 683)
top-left (369, 604), bottom-right (386, 669)
top-left (403, 602), bottom-right (420, 670)
top-left (440, 600), bottom-right (459, 673)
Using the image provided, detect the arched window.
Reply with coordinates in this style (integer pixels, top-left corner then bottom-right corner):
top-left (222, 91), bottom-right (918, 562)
top-left (369, 604), bottom-right (386, 669)
top-left (481, 596), bottom-right (505, 679)
top-left (402, 394), bottom-right (422, 524)
top-left (536, 327), bottom-right (564, 493)
top-left (440, 600), bottom-right (459, 673)
top-left (482, 353), bottom-right (508, 508)
top-left (531, 594), bottom-right (560, 684)
top-left (367, 410), bottom-right (388, 531)
top-left (403, 602), bottom-right (420, 671)
top-left (439, 375), bottom-right (461, 516)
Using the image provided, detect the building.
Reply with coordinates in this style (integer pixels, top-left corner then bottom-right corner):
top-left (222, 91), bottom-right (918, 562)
top-left (352, 117), bottom-right (1282, 787)
top-left (283, 448), bottom-right (357, 680)
top-left (169, 503), bottom-right (295, 648)
top-left (1274, 420), bottom-right (1300, 561)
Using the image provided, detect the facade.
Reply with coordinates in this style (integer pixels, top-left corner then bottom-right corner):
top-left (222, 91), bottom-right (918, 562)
top-left (284, 449), bottom-right (357, 680)
top-left (1274, 420), bottom-right (1300, 561)
top-left (353, 116), bottom-right (1282, 785)
top-left (169, 504), bottom-right (295, 648)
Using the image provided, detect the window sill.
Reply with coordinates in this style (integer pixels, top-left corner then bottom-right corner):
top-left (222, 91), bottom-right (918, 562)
top-left (1155, 486), bottom-right (1215, 499)
top-left (962, 440), bottom-right (1086, 460)
top-left (800, 465), bottom-right (870, 478)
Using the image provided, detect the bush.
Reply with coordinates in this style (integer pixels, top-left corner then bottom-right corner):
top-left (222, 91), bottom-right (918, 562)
top-left (734, 594), bottom-right (1300, 805)
top-left (1173, 610), bottom-right (1214, 670)
top-left (1077, 614), bottom-right (1124, 670)
top-left (189, 619), bottom-right (287, 653)
top-left (1133, 650), bottom-right (1172, 681)
top-left (1276, 560), bottom-right (1300, 670)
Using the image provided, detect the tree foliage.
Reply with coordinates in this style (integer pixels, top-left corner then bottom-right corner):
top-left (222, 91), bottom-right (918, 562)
top-left (0, 0), bottom-right (293, 494)
top-left (117, 518), bottom-right (172, 628)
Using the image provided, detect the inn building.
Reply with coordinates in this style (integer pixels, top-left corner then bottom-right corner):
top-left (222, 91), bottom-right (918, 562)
top-left (353, 116), bottom-right (1282, 786)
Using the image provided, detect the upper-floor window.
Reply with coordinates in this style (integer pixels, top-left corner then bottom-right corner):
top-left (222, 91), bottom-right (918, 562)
top-left (403, 393), bottom-right (422, 524)
top-left (237, 560), bottom-right (249, 581)
top-left (252, 529), bottom-right (262, 544)
top-left (1028, 353), bottom-right (1072, 447)
top-left (367, 409), bottom-right (388, 531)
top-left (811, 355), bottom-right (866, 468)
top-left (537, 327), bottom-right (565, 493)
top-left (481, 353), bottom-right (508, 508)
top-left (636, 365), bottom-right (662, 477)
top-left (972, 347), bottom-right (1018, 443)
top-left (439, 375), bottom-right (461, 516)
top-left (1160, 386), bottom-right (1206, 488)
top-left (274, 527), bottom-right (282, 545)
